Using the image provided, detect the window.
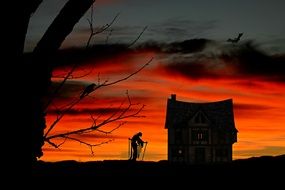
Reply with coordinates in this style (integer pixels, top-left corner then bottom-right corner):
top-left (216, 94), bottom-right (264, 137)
top-left (192, 130), bottom-right (208, 142)
top-left (197, 133), bottom-right (203, 140)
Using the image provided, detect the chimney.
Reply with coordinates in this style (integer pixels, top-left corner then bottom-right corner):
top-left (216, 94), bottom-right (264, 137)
top-left (170, 94), bottom-right (176, 101)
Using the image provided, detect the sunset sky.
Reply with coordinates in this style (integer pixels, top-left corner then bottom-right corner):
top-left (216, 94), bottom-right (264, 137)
top-left (27, 0), bottom-right (285, 161)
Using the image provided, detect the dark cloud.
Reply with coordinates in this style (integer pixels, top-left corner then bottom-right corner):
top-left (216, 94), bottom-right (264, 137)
top-left (149, 18), bottom-right (217, 41)
top-left (234, 103), bottom-right (274, 111)
top-left (137, 38), bottom-right (212, 54)
top-left (161, 60), bottom-right (220, 79)
top-left (52, 44), bottom-right (130, 67)
top-left (47, 107), bottom-right (131, 116)
top-left (76, 25), bottom-right (149, 45)
top-left (234, 103), bottom-right (277, 119)
top-left (159, 41), bottom-right (285, 82)
top-left (48, 81), bottom-right (86, 98)
top-left (221, 42), bottom-right (285, 82)
top-left (27, 37), bottom-right (285, 84)
top-left (72, 133), bottom-right (127, 140)
top-left (75, 18), bottom-right (217, 44)
top-left (168, 39), bottom-right (212, 53)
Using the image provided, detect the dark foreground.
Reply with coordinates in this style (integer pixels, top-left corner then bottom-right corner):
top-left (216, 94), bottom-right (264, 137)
top-left (32, 155), bottom-right (284, 186)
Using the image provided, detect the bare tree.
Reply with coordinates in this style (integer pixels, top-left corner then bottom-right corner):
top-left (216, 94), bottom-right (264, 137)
top-left (40, 3), bottom-right (151, 154)
top-left (20, 0), bottom-right (149, 163)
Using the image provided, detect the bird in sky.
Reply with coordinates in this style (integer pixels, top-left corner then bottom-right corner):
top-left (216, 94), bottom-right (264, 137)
top-left (227, 33), bottom-right (243, 43)
top-left (80, 83), bottom-right (96, 99)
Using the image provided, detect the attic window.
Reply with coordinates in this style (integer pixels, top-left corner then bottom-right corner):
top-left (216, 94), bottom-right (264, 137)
top-left (193, 111), bottom-right (207, 124)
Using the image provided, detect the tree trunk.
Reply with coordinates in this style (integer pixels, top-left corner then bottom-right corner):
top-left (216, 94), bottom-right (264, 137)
top-left (31, 0), bottom-right (95, 163)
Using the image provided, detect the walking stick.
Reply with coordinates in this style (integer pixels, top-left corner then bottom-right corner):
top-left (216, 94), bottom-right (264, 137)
top-left (128, 138), bottom-right (131, 159)
top-left (141, 142), bottom-right (148, 161)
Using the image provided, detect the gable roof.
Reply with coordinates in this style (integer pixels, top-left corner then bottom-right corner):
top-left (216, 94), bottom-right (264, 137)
top-left (165, 96), bottom-right (237, 132)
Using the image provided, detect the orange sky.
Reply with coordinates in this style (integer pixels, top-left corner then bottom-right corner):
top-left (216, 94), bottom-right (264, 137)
top-left (41, 43), bottom-right (285, 162)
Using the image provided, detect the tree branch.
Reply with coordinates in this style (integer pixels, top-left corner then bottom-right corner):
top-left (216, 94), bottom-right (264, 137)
top-left (86, 6), bottom-right (120, 48)
top-left (45, 57), bottom-right (151, 138)
top-left (45, 92), bottom-right (145, 140)
top-left (44, 63), bottom-right (78, 111)
top-left (99, 57), bottom-right (153, 87)
top-left (46, 135), bottom-right (113, 155)
top-left (63, 136), bottom-right (113, 155)
top-left (52, 68), bottom-right (94, 79)
top-left (128, 26), bottom-right (148, 48)
top-left (44, 4), bottom-right (119, 111)
top-left (95, 121), bottom-right (127, 134)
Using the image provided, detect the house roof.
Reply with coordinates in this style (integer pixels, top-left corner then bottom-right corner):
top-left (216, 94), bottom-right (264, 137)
top-left (165, 96), bottom-right (237, 132)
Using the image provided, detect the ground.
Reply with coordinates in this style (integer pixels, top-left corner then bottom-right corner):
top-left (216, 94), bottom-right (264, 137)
top-left (32, 155), bottom-right (285, 187)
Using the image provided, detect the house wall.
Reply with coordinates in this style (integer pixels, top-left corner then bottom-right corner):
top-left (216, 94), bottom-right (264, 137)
top-left (168, 127), bottom-right (234, 163)
top-left (188, 146), bottom-right (212, 163)
top-left (168, 128), bottom-right (189, 163)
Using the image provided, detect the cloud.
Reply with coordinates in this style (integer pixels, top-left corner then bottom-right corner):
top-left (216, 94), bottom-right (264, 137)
top-left (48, 80), bottom-right (86, 98)
top-left (136, 38), bottom-right (212, 54)
top-left (234, 103), bottom-right (274, 111)
top-left (72, 133), bottom-right (127, 140)
top-left (149, 18), bottom-right (217, 41)
top-left (75, 25), bottom-right (148, 45)
top-left (52, 44), bottom-right (130, 68)
top-left (47, 107), bottom-right (132, 116)
top-left (74, 18), bottom-right (217, 44)
top-left (221, 42), bottom-right (285, 81)
top-left (156, 41), bottom-right (285, 82)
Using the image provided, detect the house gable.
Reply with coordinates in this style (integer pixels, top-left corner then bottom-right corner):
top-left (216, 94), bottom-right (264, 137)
top-left (188, 110), bottom-right (210, 127)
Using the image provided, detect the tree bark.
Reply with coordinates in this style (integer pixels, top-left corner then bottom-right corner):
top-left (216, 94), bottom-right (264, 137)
top-left (30, 0), bottom-right (95, 163)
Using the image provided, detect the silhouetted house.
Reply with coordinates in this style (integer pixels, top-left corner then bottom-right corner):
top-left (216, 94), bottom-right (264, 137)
top-left (165, 94), bottom-right (237, 164)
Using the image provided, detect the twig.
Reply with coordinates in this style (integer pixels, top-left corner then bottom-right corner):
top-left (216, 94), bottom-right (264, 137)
top-left (64, 136), bottom-right (113, 155)
top-left (100, 57), bottom-right (152, 87)
top-left (127, 26), bottom-right (148, 48)
top-left (95, 121), bottom-right (127, 134)
top-left (44, 63), bottom-right (78, 111)
top-left (86, 6), bottom-right (120, 48)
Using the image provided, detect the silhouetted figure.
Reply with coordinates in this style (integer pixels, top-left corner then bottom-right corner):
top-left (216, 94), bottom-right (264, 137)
top-left (129, 132), bottom-right (144, 161)
top-left (80, 83), bottom-right (96, 99)
top-left (227, 33), bottom-right (243, 43)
